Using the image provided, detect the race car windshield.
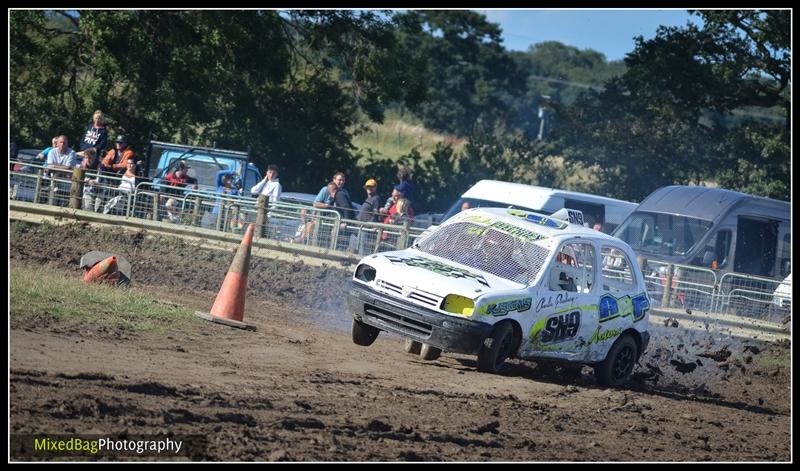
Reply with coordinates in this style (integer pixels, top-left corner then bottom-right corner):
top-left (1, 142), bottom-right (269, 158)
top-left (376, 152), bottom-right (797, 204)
top-left (415, 222), bottom-right (550, 285)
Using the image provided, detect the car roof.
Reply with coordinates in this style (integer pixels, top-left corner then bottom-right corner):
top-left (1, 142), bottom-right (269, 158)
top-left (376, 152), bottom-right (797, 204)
top-left (463, 179), bottom-right (638, 210)
top-left (451, 207), bottom-right (624, 244)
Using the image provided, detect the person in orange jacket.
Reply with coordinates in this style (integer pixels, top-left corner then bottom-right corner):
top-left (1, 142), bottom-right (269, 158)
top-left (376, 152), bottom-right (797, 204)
top-left (100, 135), bottom-right (136, 175)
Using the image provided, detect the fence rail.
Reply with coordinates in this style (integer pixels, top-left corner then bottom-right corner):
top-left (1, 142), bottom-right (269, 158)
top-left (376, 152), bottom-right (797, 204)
top-left (640, 258), bottom-right (791, 323)
top-left (9, 159), bottom-right (426, 256)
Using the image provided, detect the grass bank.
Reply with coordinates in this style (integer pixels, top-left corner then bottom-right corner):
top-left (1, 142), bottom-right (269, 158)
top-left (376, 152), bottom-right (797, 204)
top-left (10, 264), bottom-right (199, 333)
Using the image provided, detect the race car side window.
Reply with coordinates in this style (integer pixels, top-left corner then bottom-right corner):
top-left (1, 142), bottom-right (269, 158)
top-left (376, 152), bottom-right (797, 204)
top-left (549, 242), bottom-right (595, 293)
top-left (601, 246), bottom-right (634, 292)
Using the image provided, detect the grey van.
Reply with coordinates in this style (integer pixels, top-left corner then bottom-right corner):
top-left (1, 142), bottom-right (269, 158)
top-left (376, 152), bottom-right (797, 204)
top-left (613, 185), bottom-right (790, 280)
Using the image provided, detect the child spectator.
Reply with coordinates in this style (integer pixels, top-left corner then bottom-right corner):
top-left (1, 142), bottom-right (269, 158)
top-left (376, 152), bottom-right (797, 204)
top-left (80, 148), bottom-right (101, 211)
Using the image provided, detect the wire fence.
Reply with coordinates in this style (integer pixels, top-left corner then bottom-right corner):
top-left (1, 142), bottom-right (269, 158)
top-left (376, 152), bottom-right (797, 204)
top-left (9, 159), bottom-right (426, 256)
top-left (640, 259), bottom-right (791, 323)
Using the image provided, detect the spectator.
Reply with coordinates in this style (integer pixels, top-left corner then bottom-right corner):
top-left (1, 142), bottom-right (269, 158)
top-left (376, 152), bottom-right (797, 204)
top-left (314, 172), bottom-right (351, 209)
top-left (291, 208), bottom-right (314, 244)
top-left (100, 135), bottom-right (136, 175)
top-left (461, 201), bottom-right (472, 212)
top-left (103, 158), bottom-right (138, 215)
top-left (46, 135), bottom-right (78, 173)
top-left (381, 185), bottom-right (415, 243)
top-left (217, 172), bottom-right (239, 196)
top-left (250, 164), bottom-right (282, 202)
top-left (77, 146), bottom-right (100, 171)
top-left (357, 178), bottom-right (382, 223)
top-left (333, 183), bottom-right (356, 221)
top-left (79, 110), bottom-right (108, 156)
top-left (36, 136), bottom-right (58, 166)
top-left (593, 222), bottom-right (603, 232)
top-left (389, 198), bottom-right (412, 225)
top-left (382, 165), bottom-right (414, 213)
top-left (382, 186), bottom-right (415, 222)
top-left (162, 161), bottom-right (198, 222)
top-left (330, 181), bottom-right (359, 252)
top-left (210, 171), bottom-right (243, 230)
top-left (355, 178), bottom-right (382, 254)
top-left (80, 148), bottom-right (101, 211)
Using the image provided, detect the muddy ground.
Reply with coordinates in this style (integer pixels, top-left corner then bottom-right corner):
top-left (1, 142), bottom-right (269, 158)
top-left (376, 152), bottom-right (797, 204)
top-left (9, 221), bottom-right (792, 461)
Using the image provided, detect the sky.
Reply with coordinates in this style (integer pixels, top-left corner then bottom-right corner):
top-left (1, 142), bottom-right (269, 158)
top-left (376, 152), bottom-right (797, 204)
top-left (478, 9), bottom-right (701, 61)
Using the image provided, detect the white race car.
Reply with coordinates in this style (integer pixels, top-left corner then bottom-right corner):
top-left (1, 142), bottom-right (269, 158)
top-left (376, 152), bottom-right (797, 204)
top-left (348, 207), bottom-right (651, 387)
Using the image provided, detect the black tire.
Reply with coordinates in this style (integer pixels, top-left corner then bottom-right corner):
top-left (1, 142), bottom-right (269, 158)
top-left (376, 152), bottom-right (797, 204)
top-left (477, 323), bottom-right (515, 374)
top-left (595, 335), bottom-right (638, 387)
top-left (419, 343), bottom-right (442, 361)
top-left (404, 339), bottom-right (422, 355)
top-left (352, 319), bottom-right (380, 346)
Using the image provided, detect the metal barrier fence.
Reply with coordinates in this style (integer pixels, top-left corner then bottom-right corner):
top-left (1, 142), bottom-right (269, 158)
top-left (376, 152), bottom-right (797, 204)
top-left (9, 159), bottom-right (426, 256)
top-left (11, 159), bottom-right (790, 322)
top-left (640, 259), bottom-right (791, 323)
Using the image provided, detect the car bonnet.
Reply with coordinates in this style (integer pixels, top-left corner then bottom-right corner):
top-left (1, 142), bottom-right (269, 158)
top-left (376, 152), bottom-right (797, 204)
top-left (363, 251), bottom-right (525, 299)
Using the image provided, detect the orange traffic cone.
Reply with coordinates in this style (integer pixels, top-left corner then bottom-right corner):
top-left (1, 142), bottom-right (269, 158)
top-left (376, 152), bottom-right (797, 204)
top-left (83, 255), bottom-right (119, 284)
top-left (195, 224), bottom-right (256, 331)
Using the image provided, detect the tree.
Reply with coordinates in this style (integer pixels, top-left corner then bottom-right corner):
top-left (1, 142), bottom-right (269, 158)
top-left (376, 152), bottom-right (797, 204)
top-left (555, 10), bottom-right (790, 201)
top-left (394, 11), bottom-right (526, 137)
top-left (10, 10), bottom-right (427, 193)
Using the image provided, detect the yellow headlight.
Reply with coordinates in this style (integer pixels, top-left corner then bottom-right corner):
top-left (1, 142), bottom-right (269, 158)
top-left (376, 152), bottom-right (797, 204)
top-left (442, 294), bottom-right (475, 317)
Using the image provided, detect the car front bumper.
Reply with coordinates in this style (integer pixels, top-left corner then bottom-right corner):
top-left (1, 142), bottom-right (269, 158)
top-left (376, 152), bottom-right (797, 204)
top-left (348, 281), bottom-right (493, 354)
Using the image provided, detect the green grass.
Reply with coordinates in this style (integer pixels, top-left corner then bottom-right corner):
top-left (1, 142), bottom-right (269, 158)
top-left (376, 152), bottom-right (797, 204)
top-left (351, 110), bottom-right (465, 162)
top-left (10, 265), bottom-right (199, 333)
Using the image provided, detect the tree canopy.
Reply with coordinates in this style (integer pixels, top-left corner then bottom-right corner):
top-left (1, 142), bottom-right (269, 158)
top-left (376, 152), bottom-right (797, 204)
top-left (10, 9), bottom-right (790, 210)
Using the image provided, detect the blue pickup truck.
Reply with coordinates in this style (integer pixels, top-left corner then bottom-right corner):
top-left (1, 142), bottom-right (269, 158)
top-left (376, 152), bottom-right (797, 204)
top-left (146, 141), bottom-right (262, 193)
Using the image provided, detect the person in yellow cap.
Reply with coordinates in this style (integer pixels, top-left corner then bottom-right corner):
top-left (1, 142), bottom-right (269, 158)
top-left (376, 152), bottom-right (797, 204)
top-left (358, 178), bottom-right (382, 223)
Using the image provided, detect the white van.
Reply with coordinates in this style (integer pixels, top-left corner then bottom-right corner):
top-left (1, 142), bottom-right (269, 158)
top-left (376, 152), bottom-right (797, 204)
top-left (441, 180), bottom-right (638, 234)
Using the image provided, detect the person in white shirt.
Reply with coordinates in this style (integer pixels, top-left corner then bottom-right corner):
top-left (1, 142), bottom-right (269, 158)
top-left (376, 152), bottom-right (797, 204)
top-left (46, 135), bottom-right (78, 171)
top-left (250, 164), bottom-right (282, 202)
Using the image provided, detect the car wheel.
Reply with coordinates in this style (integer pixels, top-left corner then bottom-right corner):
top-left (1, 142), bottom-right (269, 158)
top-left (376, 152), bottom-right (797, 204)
top-left (404, 339), bottom-right (422, 355)
top-left (351, 319), bottom-right (380, 346)
top-left (477, 323), bottom-right (515, 374)
top-left (419, 343), bottom-right (441, 361)
top-left (595, 335), bottom-right (638, 387)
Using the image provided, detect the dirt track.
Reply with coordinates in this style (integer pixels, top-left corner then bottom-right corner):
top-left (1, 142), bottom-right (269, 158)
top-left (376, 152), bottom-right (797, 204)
top-left (9, 222), bottom-right (792, 461)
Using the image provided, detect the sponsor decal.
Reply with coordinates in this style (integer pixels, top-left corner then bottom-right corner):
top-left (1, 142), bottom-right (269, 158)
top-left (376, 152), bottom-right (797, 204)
top-left (541, 311), bottom-right (581, 343)
top-left (535, 293), bottom-right (577, 313)
top-left (588, 327), bottom-right (622, 345)
top-left (461, 214), bottom-right (495, 225)
top-left (506, 209), bottom-right (568, 229)
top-left (459, 214), bottom-right (547, 243)
top-left (488, 221), bottom-right (547, 243)
top-left (482, 297), bottom-right (532, 317)
top-left (384, 255), bottom-right (490, 288)
top-left (598, 292), bottom-right (649, 323)
top-left (530, 311), bottom-right (581, 344)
